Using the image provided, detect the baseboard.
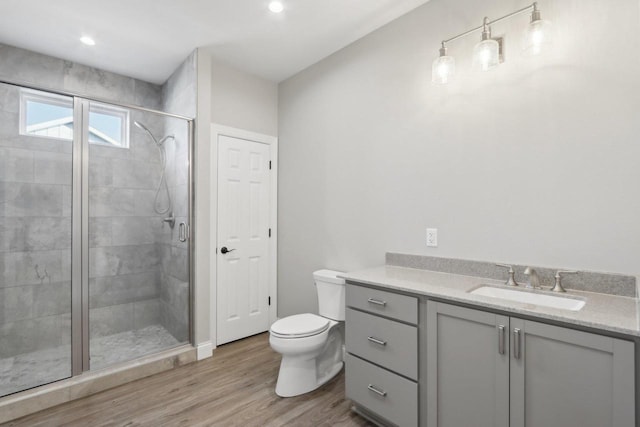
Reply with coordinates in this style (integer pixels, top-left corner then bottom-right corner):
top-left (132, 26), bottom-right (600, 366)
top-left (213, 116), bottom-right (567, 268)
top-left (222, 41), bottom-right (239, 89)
top-left (196, 341), bottom-right (213, 360)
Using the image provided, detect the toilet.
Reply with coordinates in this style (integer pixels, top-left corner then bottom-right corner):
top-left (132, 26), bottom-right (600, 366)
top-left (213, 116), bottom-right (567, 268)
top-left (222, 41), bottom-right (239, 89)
top-left (269, 269), bottom-right (346, 397)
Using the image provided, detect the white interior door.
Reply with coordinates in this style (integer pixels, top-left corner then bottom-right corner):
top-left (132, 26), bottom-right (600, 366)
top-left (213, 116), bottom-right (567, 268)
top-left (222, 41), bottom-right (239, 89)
top-left (216, 135), bottom-right (271, 345)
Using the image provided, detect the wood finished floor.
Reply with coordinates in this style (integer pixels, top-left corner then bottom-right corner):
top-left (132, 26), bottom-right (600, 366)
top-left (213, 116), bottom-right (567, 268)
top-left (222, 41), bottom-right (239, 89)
top-left (3, 333), bottom-right (373, 427)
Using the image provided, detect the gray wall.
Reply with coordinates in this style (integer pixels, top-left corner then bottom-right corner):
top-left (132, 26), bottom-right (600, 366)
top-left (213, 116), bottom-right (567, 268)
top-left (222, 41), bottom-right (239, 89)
top-left (211, 58), bottom-right (278, 136)
top-left (278, 0), bottom-right (640, 316)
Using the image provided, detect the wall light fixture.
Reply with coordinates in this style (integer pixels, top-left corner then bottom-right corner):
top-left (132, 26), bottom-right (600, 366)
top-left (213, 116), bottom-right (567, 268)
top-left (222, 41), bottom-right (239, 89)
top-left (432, 2), bottom-right (552, 84)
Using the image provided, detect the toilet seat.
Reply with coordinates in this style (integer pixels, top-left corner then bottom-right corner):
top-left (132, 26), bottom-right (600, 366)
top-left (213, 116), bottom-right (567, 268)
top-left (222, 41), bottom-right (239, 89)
top-left (270, 313), bottom-right (330, 338)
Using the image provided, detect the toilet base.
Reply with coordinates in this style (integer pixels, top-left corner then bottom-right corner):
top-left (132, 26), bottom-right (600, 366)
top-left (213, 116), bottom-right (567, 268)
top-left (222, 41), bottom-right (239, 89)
top-left (275, 359), bottom-right (343, 397)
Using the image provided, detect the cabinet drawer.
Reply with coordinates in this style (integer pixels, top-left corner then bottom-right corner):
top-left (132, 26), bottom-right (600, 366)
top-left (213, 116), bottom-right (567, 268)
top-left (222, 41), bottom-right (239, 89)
top-left (346, 307), bottom-right (418, 380)
top-left (346, 354), bottom-right (417, 427)
top-left (346, 283), bottom-right (418, 324)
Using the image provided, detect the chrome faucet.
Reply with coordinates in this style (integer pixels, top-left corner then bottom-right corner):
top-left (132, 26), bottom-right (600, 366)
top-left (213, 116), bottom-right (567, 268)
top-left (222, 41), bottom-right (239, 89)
top-left (496, 264), bottom-right (518, 286)
top-left (523, 267), bottom-right (540, 289)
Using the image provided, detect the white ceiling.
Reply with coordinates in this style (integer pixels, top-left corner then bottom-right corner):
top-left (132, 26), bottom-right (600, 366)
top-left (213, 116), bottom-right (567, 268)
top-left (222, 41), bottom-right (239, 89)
top-left (0, 0), bottom-right (430, 84)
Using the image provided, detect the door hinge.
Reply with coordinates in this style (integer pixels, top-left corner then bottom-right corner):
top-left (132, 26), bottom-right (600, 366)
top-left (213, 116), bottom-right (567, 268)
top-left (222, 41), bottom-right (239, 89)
top-left (268, 296), bottom-right (271, 306)
top-left (269, 160), bottom-right (272, 170)
top-left (268, 228), bottom-right (271, 238)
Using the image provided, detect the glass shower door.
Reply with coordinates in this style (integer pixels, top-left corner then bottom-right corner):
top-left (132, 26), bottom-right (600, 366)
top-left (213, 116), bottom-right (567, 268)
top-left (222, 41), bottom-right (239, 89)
top-left (0, 83), bottom-right (73, 396)
top-left (87, 103), bottom-right (190, 370)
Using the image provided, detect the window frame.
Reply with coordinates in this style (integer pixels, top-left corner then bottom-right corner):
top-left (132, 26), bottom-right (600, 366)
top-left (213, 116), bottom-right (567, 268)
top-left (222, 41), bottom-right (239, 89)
top-left (19, 89), bottom-right (131, 149)
top-left (19, 89), bottom-right (74, 142)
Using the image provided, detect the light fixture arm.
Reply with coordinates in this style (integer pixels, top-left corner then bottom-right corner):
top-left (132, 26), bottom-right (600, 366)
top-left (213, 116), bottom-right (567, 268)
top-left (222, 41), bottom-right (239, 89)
top-left (440, 2), bottom-right (537, 46)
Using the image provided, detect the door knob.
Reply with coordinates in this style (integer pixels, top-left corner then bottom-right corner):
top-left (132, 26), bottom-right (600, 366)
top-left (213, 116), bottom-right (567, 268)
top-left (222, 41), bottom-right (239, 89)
top-left (220, 247), bottom-right (235, 254)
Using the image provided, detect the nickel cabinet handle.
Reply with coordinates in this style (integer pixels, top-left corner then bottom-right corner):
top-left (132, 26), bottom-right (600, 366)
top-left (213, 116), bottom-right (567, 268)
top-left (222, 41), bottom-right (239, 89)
top-left (367, 298), bottom-right (387, 306)
top-left (367, 384), bottom-right (387, 397)
top-left (367, 336), bottom-right (387, 346)
top-left (498, 325), bottom-right (506, 355)
top-left (513, 328), bottom-right (521, 359)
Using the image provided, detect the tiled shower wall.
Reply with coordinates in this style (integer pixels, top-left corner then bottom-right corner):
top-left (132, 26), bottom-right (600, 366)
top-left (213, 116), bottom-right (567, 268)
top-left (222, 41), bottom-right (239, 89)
top-left (88, 110), bottom-right (166, 340)
top-left (158, 52), bottom-right (197, 341)
top-left (0, 84), bottom-right (72, 358)
top-left (0, 43), bottom-right (194, 358)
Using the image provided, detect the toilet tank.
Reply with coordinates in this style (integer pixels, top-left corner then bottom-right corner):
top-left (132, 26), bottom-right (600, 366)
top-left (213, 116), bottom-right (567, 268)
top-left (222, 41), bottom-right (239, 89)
top-left (313, 269), bottom-right (346, 321)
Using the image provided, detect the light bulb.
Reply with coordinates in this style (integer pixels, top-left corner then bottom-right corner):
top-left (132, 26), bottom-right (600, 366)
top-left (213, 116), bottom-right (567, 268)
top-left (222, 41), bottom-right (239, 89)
top-left (80, 36), bottom-right (96, 46)
top-left (432, 46), bottom-right (455, 84)
top-left (524, 18), bottom-right (552, 55)
top-left (268, 1), bottom-right (284, 13)
top-left (473, 38), bottom-right (500, 71)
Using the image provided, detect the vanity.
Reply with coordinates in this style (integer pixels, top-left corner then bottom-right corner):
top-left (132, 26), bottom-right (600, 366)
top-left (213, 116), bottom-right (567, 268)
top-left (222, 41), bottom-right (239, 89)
top-left (343, 254), bottom-right (640, 427)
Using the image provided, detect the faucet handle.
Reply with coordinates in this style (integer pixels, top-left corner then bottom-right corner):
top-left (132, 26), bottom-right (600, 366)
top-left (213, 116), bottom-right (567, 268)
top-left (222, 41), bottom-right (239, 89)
top-left (496, 264), bottom-right (518, 286)
top-left (551, 270), bottom-right (578, 293)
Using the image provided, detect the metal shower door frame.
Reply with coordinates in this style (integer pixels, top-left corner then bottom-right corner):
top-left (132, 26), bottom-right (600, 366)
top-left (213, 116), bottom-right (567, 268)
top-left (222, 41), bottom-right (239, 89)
top-left (0, 78), bottom-right (195, 377)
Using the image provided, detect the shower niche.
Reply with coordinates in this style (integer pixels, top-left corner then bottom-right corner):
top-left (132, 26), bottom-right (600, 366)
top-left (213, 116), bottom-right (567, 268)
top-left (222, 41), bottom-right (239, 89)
top-left (0, 83), bottom-right (192, 397)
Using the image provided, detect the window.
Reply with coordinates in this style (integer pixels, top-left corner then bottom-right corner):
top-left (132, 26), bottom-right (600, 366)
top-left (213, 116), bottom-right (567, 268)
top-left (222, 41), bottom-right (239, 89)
top-left (19, 89), bottom-right (130, 148)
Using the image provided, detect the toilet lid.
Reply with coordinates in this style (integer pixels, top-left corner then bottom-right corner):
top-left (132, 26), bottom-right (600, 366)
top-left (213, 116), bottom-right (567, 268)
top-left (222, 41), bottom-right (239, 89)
top-left (270, 313), bottom-right (330, 338)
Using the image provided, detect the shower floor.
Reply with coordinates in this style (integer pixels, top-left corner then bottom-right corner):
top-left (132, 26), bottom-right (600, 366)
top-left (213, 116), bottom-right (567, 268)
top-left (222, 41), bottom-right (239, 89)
top-left (0, 324), bottom-right (180, 398)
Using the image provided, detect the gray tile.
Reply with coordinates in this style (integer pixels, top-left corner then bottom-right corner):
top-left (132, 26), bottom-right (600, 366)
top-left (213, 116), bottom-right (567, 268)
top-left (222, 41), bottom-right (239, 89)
top-left (133, 80), bottom-right (163, 110)
top-left (33, 151), bottom-right (72, 185)
top-left (0, 314), bottom-right (71, 358)
top-left (32, 281), bottom-right (71, 317)
top-left (63, 62), bottom-right (136, 106)
top-left (15, 217), bottom-right (71, 251)
top-left (133, 299), bottom-right (161, 329)
top-left (0, 182), bottom-right (63, 217)
top-left (89, 271), bottom-right (159, 308)
top-left (89, 244), bottom-right (159, 278)
top-left (0, 44), bottom-right (65, 91)
top-left (89, 217), bottom-right (112, 248)
top-left (1, 250), bottom-right (67, 287)
top-left (0, 134), bottom-right (72, 154)
top-left (175, 152), bottom-right (189, 186)
top-left (0, 147), bottom-right (34, 183)
top-left (0, 81), bottom-right (20, 114)
top-left (89, 187), bottom-right (135, 217)
top-left (111, 217), bottom-right (157, 246)
top-left (111, 158), bottom-right (161, 190)
top-left (62, 185), bottom-right (72, 217)
top-left (89, 303), bottom-right (134, 338)
top-left (133, 189), bottom-right (159, 216)
top-left (0, 286), bottom-right (34, 322)
top-left (89, 157), bottom-right (114, 187)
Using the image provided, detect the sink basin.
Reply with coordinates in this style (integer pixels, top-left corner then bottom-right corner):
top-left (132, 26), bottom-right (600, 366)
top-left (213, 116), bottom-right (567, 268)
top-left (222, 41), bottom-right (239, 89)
top-left (469, 286), bottom-right (586, 311)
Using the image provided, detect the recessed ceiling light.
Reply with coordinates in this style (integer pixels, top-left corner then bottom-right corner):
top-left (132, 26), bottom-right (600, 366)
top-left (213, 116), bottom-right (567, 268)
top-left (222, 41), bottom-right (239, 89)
top-left (268, 1), bottom-right (284, 13)
top-left (80, 36), bottom-right (96, 46)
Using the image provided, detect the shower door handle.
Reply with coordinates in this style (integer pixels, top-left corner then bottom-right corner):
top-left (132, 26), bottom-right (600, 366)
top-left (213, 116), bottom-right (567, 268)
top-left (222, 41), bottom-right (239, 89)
top-left (179, 223), bottom-right (188, 242)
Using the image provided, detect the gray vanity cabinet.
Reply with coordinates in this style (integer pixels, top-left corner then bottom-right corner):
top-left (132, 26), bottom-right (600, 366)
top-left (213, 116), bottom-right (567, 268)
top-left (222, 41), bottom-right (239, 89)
top-left (426, 301), bottom-right (636, 427)
top-left (425, 302), bottom-right (510, 427)
top-left (345, 283), bottom-right (419, 426)
top-left (509, 318), bottom-right (635, 427)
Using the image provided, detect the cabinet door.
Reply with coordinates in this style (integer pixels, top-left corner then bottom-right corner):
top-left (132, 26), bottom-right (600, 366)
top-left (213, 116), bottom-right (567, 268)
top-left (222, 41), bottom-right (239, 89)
top-left (426, 301), bottom-right (510, 427)
top-left (510, 318), bottom-right (635, 427)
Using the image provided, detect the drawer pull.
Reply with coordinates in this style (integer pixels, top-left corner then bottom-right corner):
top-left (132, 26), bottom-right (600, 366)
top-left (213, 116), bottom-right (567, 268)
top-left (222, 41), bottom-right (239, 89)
top-left (367, 336), bottom-right (387, 346)
top-left (367, 298), bottom-right (387, 306)
top-left (367, 384), bottom-right (387, 397)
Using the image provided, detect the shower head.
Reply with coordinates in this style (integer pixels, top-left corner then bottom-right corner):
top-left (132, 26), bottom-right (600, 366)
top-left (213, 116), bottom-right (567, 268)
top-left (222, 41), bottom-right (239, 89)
top-left (134, 120), bottom-right (160, 146)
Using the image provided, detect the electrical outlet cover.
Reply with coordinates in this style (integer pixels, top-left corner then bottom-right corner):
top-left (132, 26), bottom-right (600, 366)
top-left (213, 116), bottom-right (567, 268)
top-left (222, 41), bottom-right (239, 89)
top-left (426, 228), bottom-right (438, 247)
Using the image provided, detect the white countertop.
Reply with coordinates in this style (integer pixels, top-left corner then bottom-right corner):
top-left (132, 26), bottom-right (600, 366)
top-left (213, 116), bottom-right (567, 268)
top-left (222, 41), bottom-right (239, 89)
top-left (342, 265), bottom-right (640, 338)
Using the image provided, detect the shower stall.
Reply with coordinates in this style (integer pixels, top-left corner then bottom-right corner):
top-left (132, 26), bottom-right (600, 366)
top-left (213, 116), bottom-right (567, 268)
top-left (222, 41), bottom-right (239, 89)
top-left (0, 81), bottom-right (192, 397)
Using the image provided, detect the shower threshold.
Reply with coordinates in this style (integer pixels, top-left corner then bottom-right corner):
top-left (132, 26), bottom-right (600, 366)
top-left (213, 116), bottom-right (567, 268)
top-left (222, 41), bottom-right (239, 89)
top-left (0, 324), bottom-right (181, 398)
